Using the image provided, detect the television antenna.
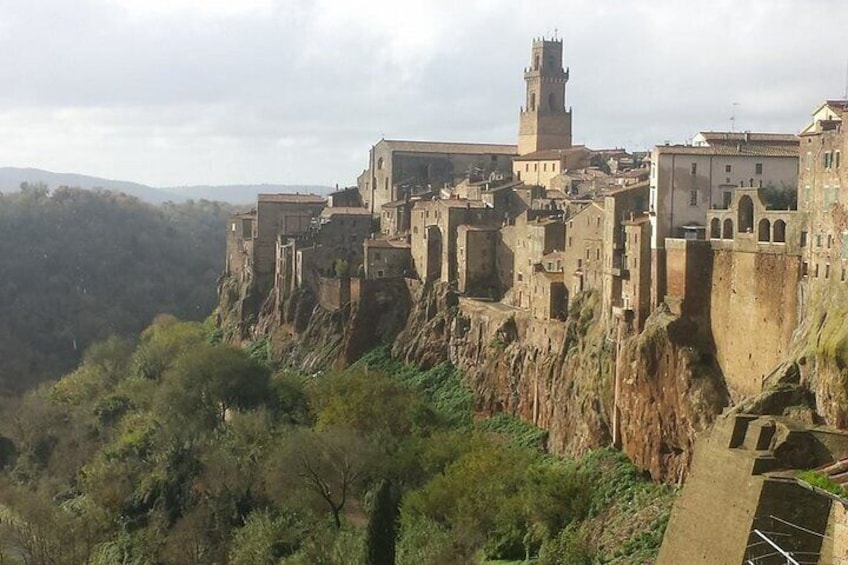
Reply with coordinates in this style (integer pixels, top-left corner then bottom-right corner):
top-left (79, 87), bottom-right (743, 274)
top-left (730, 102), bottom-right (740, 132)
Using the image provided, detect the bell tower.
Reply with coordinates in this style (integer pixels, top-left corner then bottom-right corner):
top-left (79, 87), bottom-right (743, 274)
top-left (518, 37), bottom-right (573, 155)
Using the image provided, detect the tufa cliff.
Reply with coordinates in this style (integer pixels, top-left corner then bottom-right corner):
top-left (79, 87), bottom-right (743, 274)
top-left (218, 273), bottom-right (731, 482)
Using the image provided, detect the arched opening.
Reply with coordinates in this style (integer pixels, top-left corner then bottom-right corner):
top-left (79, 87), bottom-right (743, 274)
top-left (758, 218), bottom-right (770, 242)
top-left (548, 93), bottom-right (556, 111)
top-left (738, 195), bottom-right (754, 233)
top-left (377, 157), bottom-right (384, 170)
top-left (534, 54), bottom-right (540, 70)
top-left (425, 225), bottom-right (443, 281)
top-left (773, 219), bottom-right (786, 243)
top-left (529, 92), bottom-right (536, 111)
top-left (723, 218), bottom-right (734, 239)
top-left (710, 218), bottom-right (721, 239)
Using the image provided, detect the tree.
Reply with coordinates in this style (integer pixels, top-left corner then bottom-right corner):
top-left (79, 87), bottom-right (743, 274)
top-left (267, 427), bottom-right (374, 530)
top-left (365, 479), bottom-right (399, 565)
top-left (158, 344), bottom-right (270, 431)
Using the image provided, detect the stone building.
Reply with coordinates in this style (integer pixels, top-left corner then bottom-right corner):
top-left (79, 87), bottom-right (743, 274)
top-left (357, 139), bottom-right (516, 215)
top-left (649, 131), bottom-right (799, 308)
top-left (327, 186), bottom-right (362, 208)
top-left (225, 211), bottom-right (257, 283)
top-left (512, 146), bottom-right (592, 189)
top-left (617, 214), bottom-right (651, 332)
top-left (409, 198), bottom-right (499, 284)
top-left (380, 198), bottom-right (415, 236)
top-left (599, 182), bottom-right (650, 329)
top-left (457, 225), bottom-right (499, 297)
top-left (658, 187), bottom-right (803, 397)
top-left (658, 415), bottom-right (848, 565)
top-left (254, 193), bottom-right (327, 291)
top-left (274, 206), bottom-right (372, 306)
top-left (799, 100), bottom-right (847, 287)
top-left (504, 214), bottom-right (566, 308)
top-left (363, 238), bottom-right (411, 279)
top-left (517, 37), bottom-right (573, 155)
top-left (563, 202), bottom-right (605, 296)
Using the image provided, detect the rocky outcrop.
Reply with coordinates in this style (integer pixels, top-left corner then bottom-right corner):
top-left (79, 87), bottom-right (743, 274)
top-left (219, 276), bottom-right (730, 481)
top-left (393, 283), bottom-right (729, 481)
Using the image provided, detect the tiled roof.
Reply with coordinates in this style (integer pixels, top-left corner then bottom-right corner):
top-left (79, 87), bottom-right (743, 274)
top-left (379, 139), bottom-right (517, 156)
top-left (697, 131), bottom-right (799, 144)
top-left (514, 146), bottom-right (588, 161)
top-left (382, 199), bottom-right (409, 209)
top-left (655, 144), bottom-right (798, 157)
top-left (413, 198), bottom-right (488, 209)
top-left (320, 207), bottom-right (371, 217)
top-left (258, 193), bottom-right (326, 204)
top-left (622, 214), bottom-right (651, 226)
top-left (606, 180), bottom-right (650, 196)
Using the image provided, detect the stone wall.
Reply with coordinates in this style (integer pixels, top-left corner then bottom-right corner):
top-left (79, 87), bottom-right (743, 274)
top-left (710, 249), bottom-right (801, 398)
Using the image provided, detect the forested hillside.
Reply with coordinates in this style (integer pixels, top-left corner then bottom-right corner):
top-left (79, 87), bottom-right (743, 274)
top-left (0, 184), bottom-right (234, 392)
top-left (0, 317), bottom-right (673, 564)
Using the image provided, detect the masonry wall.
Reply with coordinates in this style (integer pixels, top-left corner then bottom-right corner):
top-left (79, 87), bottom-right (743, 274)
top-left (709, 248), bottom-right (801, 398)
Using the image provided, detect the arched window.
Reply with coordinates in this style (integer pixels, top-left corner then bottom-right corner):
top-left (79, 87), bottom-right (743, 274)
top-left (738, 195), bottom-right (754, 233)
top-left (534, 54), bottom-right (540, 70)
top-left (530, 92), bottom-right (536, 111)
top-left (773, 219), bottom-right (786, 243)
top-left (377, 157), bottom-right (384, 170)
top-left (758, 218), bottom-right (770, 242)
top-left (723, 218), bottom-right (734, 239)
top-left (710, 218), bottom-right (721, 239)
top-left (548, 93), bottom-right (556, 111)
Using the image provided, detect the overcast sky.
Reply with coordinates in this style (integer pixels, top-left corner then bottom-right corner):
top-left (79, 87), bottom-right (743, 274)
top-left (1, 0), bottom-right (845, 187)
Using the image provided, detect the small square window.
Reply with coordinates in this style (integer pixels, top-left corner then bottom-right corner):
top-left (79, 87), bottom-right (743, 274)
top-left (725, 164), bottom-right (732, 173)
top-left (755, 163), bottom-right (763, 175)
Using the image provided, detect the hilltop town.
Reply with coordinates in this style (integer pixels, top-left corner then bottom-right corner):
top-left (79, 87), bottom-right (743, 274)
top-left (218, 37), bottom-right (848, 562)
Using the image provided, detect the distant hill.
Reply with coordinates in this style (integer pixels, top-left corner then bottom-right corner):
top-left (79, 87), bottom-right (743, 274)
top-left (165, 184), bottom-right (335, 204)
top-left (0, 167), bottom-right (333, 205)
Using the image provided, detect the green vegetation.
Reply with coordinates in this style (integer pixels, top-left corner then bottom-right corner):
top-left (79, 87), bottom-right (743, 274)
top-left (0, 185), bottom-right (236, 393)
top-left (0, 325), bottom-right (673, 564)
top-left (797, 470), bottom-right (848, 498)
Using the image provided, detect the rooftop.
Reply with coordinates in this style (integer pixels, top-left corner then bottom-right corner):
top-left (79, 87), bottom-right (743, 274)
top-left (364, 238), bottom-right (410, 249)
top-left (695, 131), bottom-right (799, 145)
top-left (654, 144), bottom-right (798, 158)
top-left (320, 207), bottom-right (372, 217)
top-left (258, 193), bottom-right (326, 204)
top-left (377, 139), bottom-right (517, 156)
top-left (513, 146), bottom-right (588, 161)
top-left (382, 199), bottom-right (409, 209)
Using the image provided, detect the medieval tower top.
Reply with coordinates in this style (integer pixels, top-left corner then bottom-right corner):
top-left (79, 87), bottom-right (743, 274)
top-left (518, 37), bottom-right (573, 155)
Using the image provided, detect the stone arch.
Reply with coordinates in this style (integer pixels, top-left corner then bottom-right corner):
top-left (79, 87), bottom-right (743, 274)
top-left (773, 219), bottom-right (786, 243)
top-left (758, 218), bottom-right (770, 242)
top-left (723, 218), bottom-right (734, 239)
top-left (425, 225), bottom-right (443, 281)
top-left (738, 195), bottom-right (754, 233)
top-left (710, 217), bottom-right (721, 239)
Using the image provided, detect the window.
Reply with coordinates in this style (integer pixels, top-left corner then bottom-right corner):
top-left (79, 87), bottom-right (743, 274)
top-left (837, 151), bottom-right (842, 169)
top-left (816, 234), bottom-right (822, 247)
top-left (530, 92), bottom-right (536, 111)
top-left (825, 152), bottom-right (832, 169)
top-left (517, 272), bottom-right (524, 282)
top-left (374, 251), bottom-right (381, 260)
top-left (552, 163), bottom-right (557, 172)
top-left (689, 189), bottom-right (698, 206)
top-left (377, 157), bottom-right (384, 170)
top-left (525, 164), bottom-right (529, 172)
top-left (491, 155), bottom-right (497, 163)
top-left (806, 152), bottom-right (813, 170)
top-left (725, 164), bottom-right (732, 173)
top-left (384, 178), bottom-right (389, 191)
top-left (755, 163), bottom-right (763, 175)
top-left (690, 163), bottom-right (697, 175)
top-left (377, 269), bottom-right (385, 278)
top-left (534, 163), bottom-right (538, 172)
top-left (800, 231), bottom-right (807, 247)
top-left (829, 234), bottom-right (833, 249)
top-left (826, 264), bottom-right (831, 279)
top-left (543, 163), bottom-right (547, 172)
top-left (815, 263), bottom-right (820, 278)
top-left (568, 236), bottom-right (572, 247)
top-left (596, 249), bottom-right (600, 260)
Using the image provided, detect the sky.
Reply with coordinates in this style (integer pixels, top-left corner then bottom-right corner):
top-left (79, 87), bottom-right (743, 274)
top-left (0, 0), bottom-right (846, 188)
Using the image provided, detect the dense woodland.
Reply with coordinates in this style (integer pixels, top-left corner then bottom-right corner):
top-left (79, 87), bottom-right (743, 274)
top-left (0, 184), bottom-right (234, 393)
top-left (0, 316), bottom-right (673, 564)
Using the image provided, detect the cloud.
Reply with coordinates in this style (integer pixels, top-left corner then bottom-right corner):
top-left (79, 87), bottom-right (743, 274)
top-left (0, 0), bottom-right (845, 186)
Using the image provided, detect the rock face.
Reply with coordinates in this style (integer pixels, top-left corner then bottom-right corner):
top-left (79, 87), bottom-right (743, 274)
top-left (218, 276), bottom-right (733, 482)
top-left (391, 284), bottom-right (729, 481)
